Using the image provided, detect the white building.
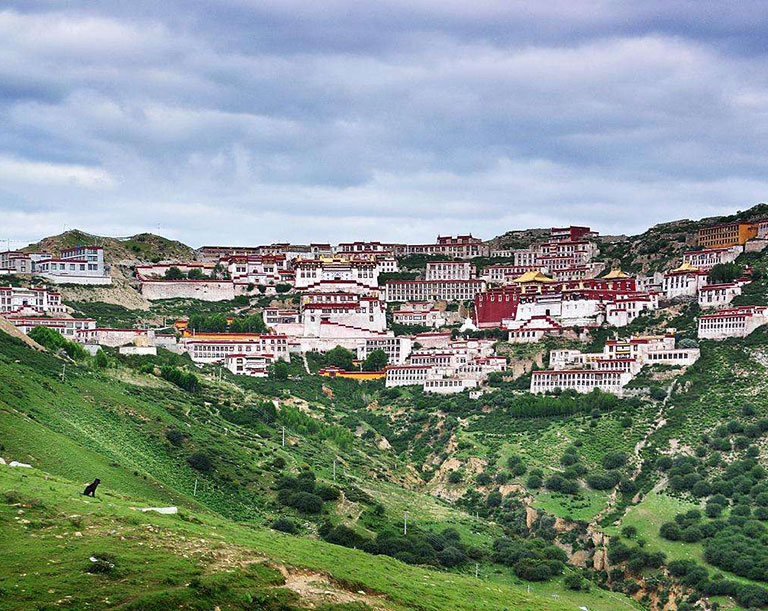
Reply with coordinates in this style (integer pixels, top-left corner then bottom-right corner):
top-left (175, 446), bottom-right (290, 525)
top-left (0, 286), bottom-right (65, 315)
top-left (662, 263), bottom-right (707, 299)
top-left (507, 315), bottom-right (565, 343)
top-left (180, 334), bottom-right (290, 363)
top-left (294, 258), bottom-right (378, 291)
top-left (683, 247), bottom-right (740, 270)
top-left (605, 292), bottom-right (659, 327)
top-left (302, 296), bottom-right (386, 336)
top-left (384, 338), bottom-right (504, 393)
top-left (698, 283), bottom-right (742, 308)
top-left (385, 279), bottom-right (486, 303)
top-left (535, 333), bottom-right (699, 395)
top-left (698, 306), bottom-right (768, 340)
top-left (424, 261), bottom-right (475, 281)
top-left (224, 353), bottom-right (277, 377)
top-left (36, 246), bottom-right (111, 285)
top-left (8, 316), bottom-right (96, 338)
top-left (530, 369), bottom-right (631, 395)
top-left (0, 251), bottom-right (47, 274)
top-left (357, 336), bottom-right (412, 365)
top-left (392, 303), bottom-right (446, 328)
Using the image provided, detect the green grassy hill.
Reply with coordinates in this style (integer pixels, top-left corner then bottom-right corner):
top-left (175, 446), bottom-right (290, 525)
top-left (0, 331), bottom-right (639, 610)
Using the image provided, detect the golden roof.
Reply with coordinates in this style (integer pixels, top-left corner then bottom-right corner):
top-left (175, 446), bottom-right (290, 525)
top-left (603, 268), bottom-right (630, 279)
top-left (671, 261), bottom-right (699, 273)
top-left (512, 270), bottom-right (555, 283)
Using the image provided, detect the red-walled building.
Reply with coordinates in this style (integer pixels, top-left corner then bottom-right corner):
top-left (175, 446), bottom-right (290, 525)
top-left (474, 287), bottom-right (520, 328)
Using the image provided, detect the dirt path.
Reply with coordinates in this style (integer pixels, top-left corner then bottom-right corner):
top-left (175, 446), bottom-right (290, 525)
top-left (275, 564), bottom-right (393, 609)
top-left (590, 380), bottom-right (676, 527)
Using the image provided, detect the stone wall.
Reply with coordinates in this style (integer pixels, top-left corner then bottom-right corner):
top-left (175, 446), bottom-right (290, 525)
top-left (141, 280), bottom-right (235, 301)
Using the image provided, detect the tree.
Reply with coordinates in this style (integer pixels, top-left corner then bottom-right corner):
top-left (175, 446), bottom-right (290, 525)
top-left (287, 492), bottom-right (324, 513)
top-left (28, 325), bottom-right (87, 360)
top-left (438, 546), bottom-right (466, 567)
top-left (709, 262), bottom-right (742, 284)
top-left (362, 349), bottom-right (388, 372)
top-left (270, 360), bottom-right (290, 380)
top-left (326, 345), bottom-right (356, 371)
top-left (271, 518), bottom-right (297, 534)
top-left (187, 268), bottom-right (205, 280)
top-left (187, 451), bottom-right (213, 472)
top-left (94, 349), bottom-right (109, 368)
top-left (164, 266), bottom-right (184, 280)
top-left (602, 451), bottom-right (628, 470)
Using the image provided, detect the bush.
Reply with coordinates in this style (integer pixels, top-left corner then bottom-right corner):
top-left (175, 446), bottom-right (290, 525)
top-left (681, 526), bottom-right (702, 543)
top-left (165, 429), bottom-right (185, 447)
top-left (564, 572), bottom-right (589, 591)
top-left (660, 522), bottom-right (681, 541)
top-left (586, 471), bottom-right (621, 491)
top-left (322, 524), bottom-right (368, 548)
top-left (286, 492), bottom-right (324, 513)
top-left (438, 546), bottom-right (466, 567)
top-left (362, 349), bottom-right (388, 372)
top-left (448, 471), bottom-right (462, 484)
top-left (514, 558), bottom-right (560, 581)
top-left (161, 366), bottom-right (198, 392)
top-left (476, 472), bottom-right (492, 486)
top-left (621, 525), bottom-right (637, 539)
top-left (316, 484), bottom-right (340, 502)
top-left (29, 325), bottom-right (87, 360)
top-left (186, 451), bottom-right (213, 472)
top-left (326, 346), bottom-right (356, 371)
top-left (602, 452), bottom-right (628, 470)
top-left (271, 518), bottom-right (298, 534)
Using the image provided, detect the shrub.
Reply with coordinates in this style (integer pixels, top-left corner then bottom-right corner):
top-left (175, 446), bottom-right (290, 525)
top-left (513, 558), bottom-right (558, 581)
top-left (186, 451), bottom-right (213, 472)
top-left (621, 526), bottom-right (637, 539)
top-left (476, 472), bottom-right (492, 486)
top-left (165, 429), bottom-right (185, 447)
top-left (362, 349), bottom-right (388, 372)
top-left (660, 522), bottom-right (681, 541)
top-left (29, 325), bottom-right (87, 360)
top-left (526, 473), bottom-right (542, 489)
top-left (316, 484), bottom-right (340, 501)
top-left (271, 519), bottom-right (298, 534)
top-left (322, 525), bottom-right (368, 548)
top-left (681, 526), bottom-right (702, 543)
top-left (438, 546), bottom-right (466, 567)
top-left (564, 572), bottom-right (589, 591)
top-left (586, 471), bottom-right (620, 491)
top-left (486, 491), bottom-right (503, 507)
top-left (602, 452), bottom-right (628, 470)
top-left (448, 471), bottom-right (462, 484)
top-left (286, 492), bottom-right (324, 513)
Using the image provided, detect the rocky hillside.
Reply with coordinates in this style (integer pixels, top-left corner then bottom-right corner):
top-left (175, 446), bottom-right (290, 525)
top-left (24, 229), bottom-right (196, 265)
top-left (487, 202), bottom-right (768, 274)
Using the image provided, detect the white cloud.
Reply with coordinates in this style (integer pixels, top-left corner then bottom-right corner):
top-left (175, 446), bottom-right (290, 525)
top-left (1, 3), bottom-right (767, 245)
top-left (0, 156), bottom-right (116, 189)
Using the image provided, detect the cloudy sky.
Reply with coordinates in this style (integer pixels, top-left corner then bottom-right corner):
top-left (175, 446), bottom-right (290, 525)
top-left (2, 2), bottom-right (768, 247)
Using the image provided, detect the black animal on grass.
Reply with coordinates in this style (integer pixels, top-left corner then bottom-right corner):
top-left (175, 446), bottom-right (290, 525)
top-left (82, 478), bottom-right (101, 497)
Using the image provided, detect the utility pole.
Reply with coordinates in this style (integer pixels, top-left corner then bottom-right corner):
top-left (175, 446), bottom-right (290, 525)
top-left (193, 478), bottom-right (198, 497)
top-left (475, 563), bottom-right (479, 579)
top-left (403, 511), bottom-right (408, 536)
top-left (60, 364), bottom-right (66, 383)
top-left (282, 426), bottom-right (285, 447)
top-left (333, 459), bottom-right (336, 482)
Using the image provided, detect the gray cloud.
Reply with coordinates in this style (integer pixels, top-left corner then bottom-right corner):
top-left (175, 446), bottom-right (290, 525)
top-left (1, 3), bottom-right (768, 246)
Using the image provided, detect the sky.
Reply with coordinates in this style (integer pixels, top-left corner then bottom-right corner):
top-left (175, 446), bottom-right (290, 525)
top-left (2, 1), bottom-right (768, 248)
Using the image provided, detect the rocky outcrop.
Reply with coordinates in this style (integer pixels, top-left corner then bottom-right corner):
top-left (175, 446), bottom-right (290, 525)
top-left (525, 507), bottom-right (538, 529)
